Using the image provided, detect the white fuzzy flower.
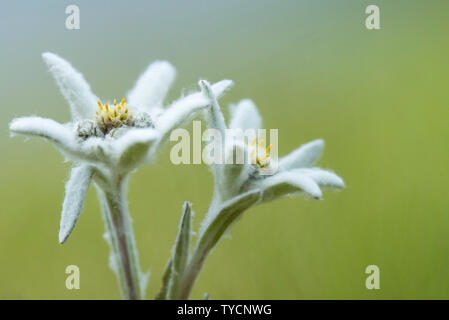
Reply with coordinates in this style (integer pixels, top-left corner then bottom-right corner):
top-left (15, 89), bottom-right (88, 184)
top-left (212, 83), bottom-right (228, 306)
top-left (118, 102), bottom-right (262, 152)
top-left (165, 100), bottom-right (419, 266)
top-left (9, 53), bottom-right (233, 244)
top-left (158, 82), bottom-right (345, 300)
top-left (198, 80), bottom-right (344, 229)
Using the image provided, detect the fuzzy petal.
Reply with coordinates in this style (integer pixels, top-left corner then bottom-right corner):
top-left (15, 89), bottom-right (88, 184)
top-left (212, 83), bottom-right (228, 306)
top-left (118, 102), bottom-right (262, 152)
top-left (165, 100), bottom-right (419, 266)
top-left (229, 99), bottom-right (262, 131)
top-left (127, 60), bottom-right (177, 111)
top-left (9, 116), bottom-right (77, 151)
top-left (59, 165), bottom-right (93, 244)
top-left (279, 139), bottom-right (324, 171)
top-left (254, 167), bottom-right (344, 202)
top-left (108, 128), bottom-right (158, 172)
top-left (153, 79), bottom-right (234, 151)
top-left (299, 168), bottom-right (345, 189)
top-left (199, 80), bottom-right (227, 135)
top-left (211, 79), bottom-right (234, 99)
top-left (256, 170), bottom-right (323, 201)
top-left (78, 137), bottom-right (109, 163)
top-left (217, 140), bottom-right (252, 201)
top-left (42, 52), bottom-right (98, 120)
top-left (9, 116), bottom-right (107, 164)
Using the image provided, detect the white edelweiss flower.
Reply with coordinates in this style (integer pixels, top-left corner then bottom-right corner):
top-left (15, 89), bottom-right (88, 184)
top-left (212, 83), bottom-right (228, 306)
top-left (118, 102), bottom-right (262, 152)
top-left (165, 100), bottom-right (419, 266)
top-left (9, 53), bottom-right (233, 244)
top-left (160, 82), bottom-right (345, 300)
top-left (198, 80), bottom-right (344, 208)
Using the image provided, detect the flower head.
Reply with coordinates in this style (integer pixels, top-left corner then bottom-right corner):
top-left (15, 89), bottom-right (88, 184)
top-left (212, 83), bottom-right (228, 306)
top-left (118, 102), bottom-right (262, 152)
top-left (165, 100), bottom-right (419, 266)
top-left (198, 80), bottom-right (344, 207)
top-left (9, 53), bottom-right (233, 243)
top-left (248, 137), bottom-right (273, 169)
top-left (95, 99), bottom-right (133, 134)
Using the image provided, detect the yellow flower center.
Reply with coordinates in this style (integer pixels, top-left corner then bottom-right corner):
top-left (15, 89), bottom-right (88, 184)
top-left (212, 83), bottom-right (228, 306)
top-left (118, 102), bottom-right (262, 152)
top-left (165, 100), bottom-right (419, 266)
top-left (96, 98), bottom-right (133, 134)
top-left (249, 137), bottom-right (273, 168)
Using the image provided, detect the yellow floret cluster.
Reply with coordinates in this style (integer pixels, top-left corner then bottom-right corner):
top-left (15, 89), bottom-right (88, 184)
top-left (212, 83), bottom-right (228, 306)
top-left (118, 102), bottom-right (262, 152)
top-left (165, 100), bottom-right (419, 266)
top-left (95, 98), bottom-right (133, 134)
top-left (248, 137), bottom-right (273, 168)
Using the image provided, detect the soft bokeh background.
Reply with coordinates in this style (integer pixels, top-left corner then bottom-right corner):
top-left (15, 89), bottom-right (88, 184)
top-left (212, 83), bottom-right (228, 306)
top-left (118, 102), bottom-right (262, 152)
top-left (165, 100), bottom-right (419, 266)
top-left (1, 0), bottom-right (448, 299)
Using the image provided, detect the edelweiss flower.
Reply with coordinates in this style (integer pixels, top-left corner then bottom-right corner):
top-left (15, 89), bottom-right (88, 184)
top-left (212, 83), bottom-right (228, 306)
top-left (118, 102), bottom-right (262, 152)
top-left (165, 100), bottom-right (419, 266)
top-left (9, 53), bottom-right (233, 244)
top-left (160, 82), bottom-right (345, 300)
top-left (199, 80), bottom-right (344, 207)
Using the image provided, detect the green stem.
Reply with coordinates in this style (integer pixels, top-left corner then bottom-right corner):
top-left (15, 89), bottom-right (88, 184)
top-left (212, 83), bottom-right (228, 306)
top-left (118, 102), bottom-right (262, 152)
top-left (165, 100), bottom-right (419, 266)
top-left (100, 176), bottom-right (142, 300)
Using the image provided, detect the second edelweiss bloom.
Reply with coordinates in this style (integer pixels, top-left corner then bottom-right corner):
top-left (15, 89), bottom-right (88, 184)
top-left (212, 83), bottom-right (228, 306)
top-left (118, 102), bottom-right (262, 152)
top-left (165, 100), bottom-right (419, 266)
top-left (156, 83), bottom-right (346, 300)
top-left (199, 80), bottom-right (344, 206)
top-left (9, 53), bottom-right (233, 243)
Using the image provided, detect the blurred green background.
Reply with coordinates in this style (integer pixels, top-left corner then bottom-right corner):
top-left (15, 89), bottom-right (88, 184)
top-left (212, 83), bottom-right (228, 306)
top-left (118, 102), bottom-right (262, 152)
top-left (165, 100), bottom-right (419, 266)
top-left (1, 0), bottom-right (448, 299)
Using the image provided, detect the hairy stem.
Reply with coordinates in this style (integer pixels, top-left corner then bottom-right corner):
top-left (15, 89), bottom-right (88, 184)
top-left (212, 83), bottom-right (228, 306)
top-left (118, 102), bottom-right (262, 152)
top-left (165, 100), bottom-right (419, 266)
top-left (100, 176), bottom-right (142, 300)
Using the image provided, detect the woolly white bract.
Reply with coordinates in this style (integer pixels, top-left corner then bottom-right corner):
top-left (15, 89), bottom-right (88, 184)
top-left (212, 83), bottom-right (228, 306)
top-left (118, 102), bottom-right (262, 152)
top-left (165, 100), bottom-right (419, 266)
top-left (9, 52), bottom-right (233, 245)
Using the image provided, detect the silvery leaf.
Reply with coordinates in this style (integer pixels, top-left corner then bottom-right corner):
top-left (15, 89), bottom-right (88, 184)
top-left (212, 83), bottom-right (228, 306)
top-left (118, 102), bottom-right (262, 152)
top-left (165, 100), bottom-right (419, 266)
top-left (59, 165), bottom-right (93, 244)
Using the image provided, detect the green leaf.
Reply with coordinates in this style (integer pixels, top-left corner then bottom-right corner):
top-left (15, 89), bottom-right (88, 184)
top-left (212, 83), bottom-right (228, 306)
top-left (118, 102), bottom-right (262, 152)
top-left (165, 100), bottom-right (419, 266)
top-left (155, 259), bottom-right (172, 300)
top-left (167, 202), bottom-right (193, 299)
